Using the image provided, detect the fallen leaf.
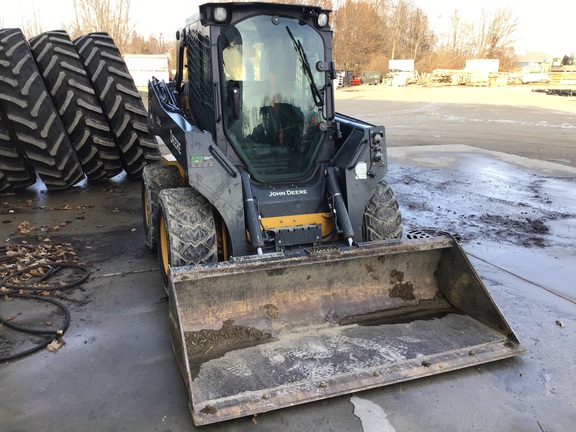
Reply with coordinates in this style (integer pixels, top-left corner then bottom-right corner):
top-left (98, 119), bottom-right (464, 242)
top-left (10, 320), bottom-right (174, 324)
top-left (29, 267), bottom-right (45, 277)
top-left (17, 221), bottom-right (36, 234)
top-left (46, 338), bottom-right (65, 352)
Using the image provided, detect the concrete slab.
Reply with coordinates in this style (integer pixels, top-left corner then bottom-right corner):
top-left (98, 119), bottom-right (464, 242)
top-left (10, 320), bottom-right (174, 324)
top-left (1, 145), bottom-right (575, 431)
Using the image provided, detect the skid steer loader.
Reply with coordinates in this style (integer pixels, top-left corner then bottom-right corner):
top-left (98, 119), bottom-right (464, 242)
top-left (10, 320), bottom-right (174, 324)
top-left (143, 2), bottom-right (524, 425)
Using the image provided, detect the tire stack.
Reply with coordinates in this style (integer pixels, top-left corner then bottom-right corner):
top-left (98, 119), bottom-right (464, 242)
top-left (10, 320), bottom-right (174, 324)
top-left (0, 28), bottom-right (159, 192)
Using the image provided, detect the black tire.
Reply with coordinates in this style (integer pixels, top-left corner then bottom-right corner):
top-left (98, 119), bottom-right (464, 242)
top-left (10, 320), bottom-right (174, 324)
top-left (73, 32), bottom-right (160, 179)
top-left (0, 115), bottom-right (36, 191)
top-left (0, 28), bottom-right (84, 190)
top-left (362, 180), bottom-right (403, 240)
top-left (29, 30), bottom-right (123, 181)
top-left (141, 164), bottom-right (182, 250)
top-left (157, 188), bottom-right (217, 288)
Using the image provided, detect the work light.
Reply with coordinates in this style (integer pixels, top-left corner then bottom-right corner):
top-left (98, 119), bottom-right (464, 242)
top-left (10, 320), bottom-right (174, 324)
top-left (317, 13), bottom-right (328, 27)
top-left (214, 7), bottom-right (228, 22)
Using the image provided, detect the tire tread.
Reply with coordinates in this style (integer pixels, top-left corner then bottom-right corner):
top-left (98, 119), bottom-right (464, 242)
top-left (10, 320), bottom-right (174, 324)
top-left (29, 30), bottom-right (123, 181)
top-left (73, 32), bottom-right (160, 179)
top-left (0, 28), bottom-right (83, 190)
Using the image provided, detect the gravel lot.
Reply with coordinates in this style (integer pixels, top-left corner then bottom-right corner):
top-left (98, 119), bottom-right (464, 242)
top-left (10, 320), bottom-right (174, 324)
top-left (336, 83), bottom-right (576, 168)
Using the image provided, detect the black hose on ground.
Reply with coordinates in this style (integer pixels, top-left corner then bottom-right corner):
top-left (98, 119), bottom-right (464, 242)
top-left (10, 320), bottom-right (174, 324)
top-left (0, 244), bottom-right (89, 362)
top-left (0, 293), bottom-right (71, 362)
top-left (1, 262), bottom-right (89, 291)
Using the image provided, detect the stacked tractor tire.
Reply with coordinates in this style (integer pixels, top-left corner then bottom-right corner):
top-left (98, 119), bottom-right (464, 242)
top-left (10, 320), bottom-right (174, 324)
top-left (0, 28), bottom-right (160, 193)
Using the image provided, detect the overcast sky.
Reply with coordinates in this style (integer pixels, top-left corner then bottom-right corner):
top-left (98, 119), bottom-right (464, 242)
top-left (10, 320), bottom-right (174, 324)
top-left (4, 0), bottom-right (575, 56)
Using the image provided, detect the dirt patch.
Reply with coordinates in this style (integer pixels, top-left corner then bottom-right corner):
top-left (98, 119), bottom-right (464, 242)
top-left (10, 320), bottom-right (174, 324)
top-left (388, 269), bottom-right (415, 300)
top-left (389, 282), bottom-right (415, 301)
top-left (471, 214), bottom-right (549, 247)
top-left (185, 320), bottom-right (275, 377)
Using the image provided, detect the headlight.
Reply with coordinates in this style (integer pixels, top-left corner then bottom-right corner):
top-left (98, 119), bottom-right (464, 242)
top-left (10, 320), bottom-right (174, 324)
top-left (214, 7), bottom-right (228, 22)
top-left (317, 13), bottom-right (328, 27)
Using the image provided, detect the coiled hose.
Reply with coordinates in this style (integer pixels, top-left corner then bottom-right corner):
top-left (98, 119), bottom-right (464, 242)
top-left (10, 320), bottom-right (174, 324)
top-left (0, 244), bottom-right (89, 361)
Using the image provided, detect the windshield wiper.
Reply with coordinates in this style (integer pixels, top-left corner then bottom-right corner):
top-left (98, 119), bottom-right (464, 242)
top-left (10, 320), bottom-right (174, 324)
top-left (286, 26), bottom-right (324, 108)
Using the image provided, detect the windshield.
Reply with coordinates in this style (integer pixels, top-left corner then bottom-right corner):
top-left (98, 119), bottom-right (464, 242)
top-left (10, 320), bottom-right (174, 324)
top-left (219, 15), bottom-right (326, 182)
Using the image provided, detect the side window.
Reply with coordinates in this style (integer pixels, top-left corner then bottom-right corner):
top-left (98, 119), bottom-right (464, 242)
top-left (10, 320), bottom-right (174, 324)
top-left (187, 27), bottom-right (215, 137)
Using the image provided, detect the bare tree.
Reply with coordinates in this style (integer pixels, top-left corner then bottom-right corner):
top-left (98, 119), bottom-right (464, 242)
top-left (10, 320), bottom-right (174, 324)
top-left (264, 0), bottom-right (333, 9)
top-left (473, 8), bottom-right (518, 59)
top-left (333, 0), bottom-right (382, 74)
top-left (127, 32), bottom-right (178, 72)
top-left (388, 0), bottom-right (409, 60)
top-left (17, 7), bottom-right (45, 39)
top-left (372, 0), bottom-right (392, 17)
top-left (383, 0), bottom-right (434, 62)
top-left (430, 7), bottom-right (518, 72)
top-left (405, 7), bottom-right (433, 61)
top-left (69, 0), bottom-right (134, 54)
top-left (443, 10), bottom-right (474, 56)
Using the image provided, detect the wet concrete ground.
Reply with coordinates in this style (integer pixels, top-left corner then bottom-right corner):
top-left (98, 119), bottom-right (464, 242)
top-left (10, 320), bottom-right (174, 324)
top-left (1, 128), bottom-right (576, 429)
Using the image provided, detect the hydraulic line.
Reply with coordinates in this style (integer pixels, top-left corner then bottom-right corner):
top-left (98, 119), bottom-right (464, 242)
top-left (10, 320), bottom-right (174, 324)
top-left (0, 293), bottom-right (71, 361)
top-left (1, 262), bottom-right (89, 291)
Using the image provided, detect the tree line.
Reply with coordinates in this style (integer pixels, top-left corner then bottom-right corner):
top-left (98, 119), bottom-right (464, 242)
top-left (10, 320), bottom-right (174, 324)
top-left (331, 0), bottom-right (519, 74)
top-left (15, 0), bottom-right (521, 75)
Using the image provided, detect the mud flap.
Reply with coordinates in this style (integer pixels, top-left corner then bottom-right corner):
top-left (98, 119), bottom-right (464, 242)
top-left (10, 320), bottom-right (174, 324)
top-left (167, 236), bottom-right (524, 425)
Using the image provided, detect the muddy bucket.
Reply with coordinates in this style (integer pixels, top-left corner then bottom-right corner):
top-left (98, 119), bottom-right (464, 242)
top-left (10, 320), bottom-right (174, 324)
top-left (167, 236), bottom-right (524, 425)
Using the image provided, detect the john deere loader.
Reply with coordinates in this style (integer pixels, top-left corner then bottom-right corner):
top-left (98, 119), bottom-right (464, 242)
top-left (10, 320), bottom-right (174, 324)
top-left (143, 2), bottom-right (523, 425)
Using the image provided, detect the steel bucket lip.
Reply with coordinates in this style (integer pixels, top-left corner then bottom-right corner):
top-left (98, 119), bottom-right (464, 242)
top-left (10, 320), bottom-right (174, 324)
top-left (185, 313), bottom-right (524, 425)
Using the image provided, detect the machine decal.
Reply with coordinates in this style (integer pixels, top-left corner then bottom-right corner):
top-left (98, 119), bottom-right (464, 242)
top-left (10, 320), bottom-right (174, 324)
top-left (190, 155), bottom-right (215, 168)
top-left (355, 161), bottom-right (368, 179)
top-left (268, 189), bottom-right (308, 197)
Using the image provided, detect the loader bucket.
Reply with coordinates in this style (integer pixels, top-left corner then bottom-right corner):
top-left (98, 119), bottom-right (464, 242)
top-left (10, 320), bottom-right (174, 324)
top-left (167, 236), bottom-right (524, 425)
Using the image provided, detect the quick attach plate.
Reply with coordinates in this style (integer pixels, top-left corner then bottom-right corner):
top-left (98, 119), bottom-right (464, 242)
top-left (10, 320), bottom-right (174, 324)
top-left (273, 224), bottom-right (323, 252)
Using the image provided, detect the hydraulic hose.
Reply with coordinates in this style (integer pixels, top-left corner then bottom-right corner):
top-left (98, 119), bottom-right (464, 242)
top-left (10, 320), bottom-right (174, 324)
top-left (0, 244), bottom-right (89, 362)
top-left (1, 262), bottom-right (89, 291)
top-left (0, 293), bottom-right (71, 362)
